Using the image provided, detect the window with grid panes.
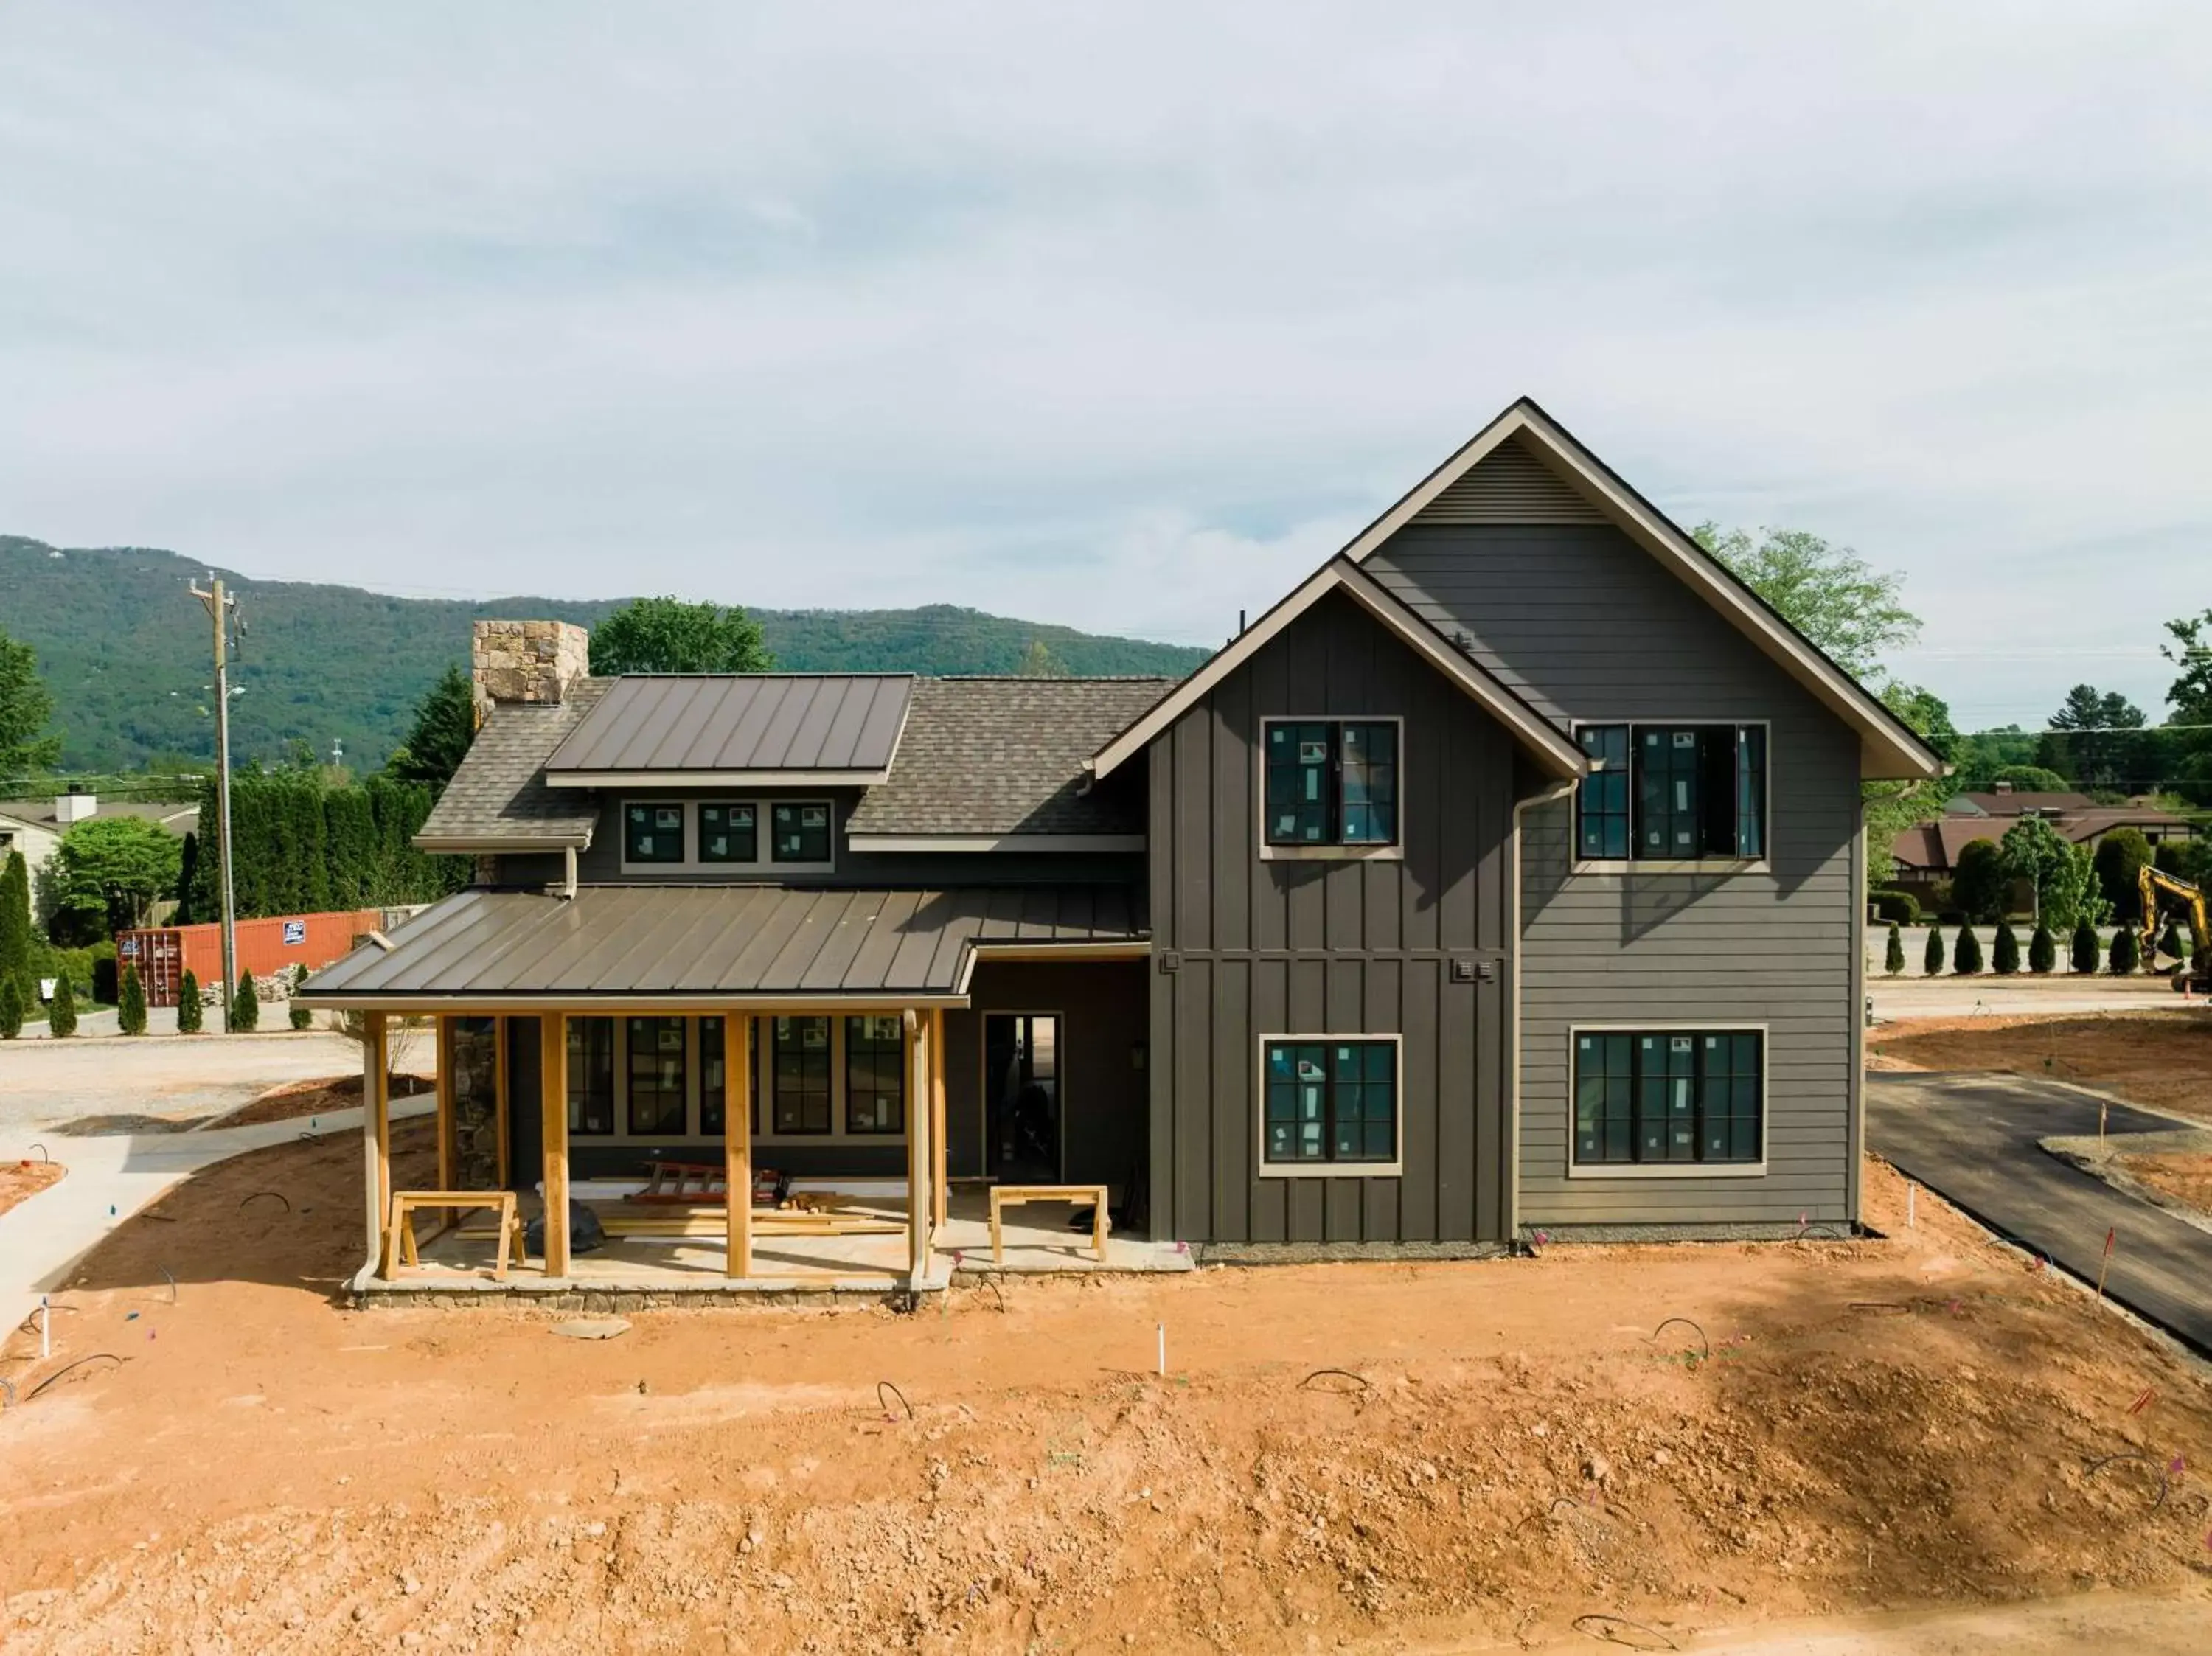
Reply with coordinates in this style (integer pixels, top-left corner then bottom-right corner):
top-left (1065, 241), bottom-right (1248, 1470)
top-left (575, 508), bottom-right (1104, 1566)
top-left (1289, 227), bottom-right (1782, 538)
top-left (624, 802), bottom-right (686, 864)
top-left (1261, 1037), bottom-right (1397, 1166)
top-left (771, 1016), bottom-right (832, 1133)
top-left (625, 1017), bottom-right (688, 1135)
top-left (700, 803), bottom-right (757, 863)
top-left (1572, 1029), bottom-right (1762, 1167)
top-left (1574, 724), bottom-right (1765, 862)
top-left (771, 801), bottom-right (832, 863)
top-left (844, 1016), bottom-right (905, 1134)
top-left (700, 1017), bottom-right (729, 1136)
top-left (567, 1017), bottom-right (616, 1135)
top-left (1262, 720), bottom-right (1398, 847)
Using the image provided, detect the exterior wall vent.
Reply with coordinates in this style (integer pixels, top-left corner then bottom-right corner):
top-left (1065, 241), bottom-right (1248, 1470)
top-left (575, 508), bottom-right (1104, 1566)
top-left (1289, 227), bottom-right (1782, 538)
top-left (1412, 433), bottom-right (1607, 526)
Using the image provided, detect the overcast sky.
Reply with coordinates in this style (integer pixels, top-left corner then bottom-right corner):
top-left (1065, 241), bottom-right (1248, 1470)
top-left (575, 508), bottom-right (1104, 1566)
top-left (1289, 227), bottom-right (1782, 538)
top-left (4, 4), bottom-right (2208, 730)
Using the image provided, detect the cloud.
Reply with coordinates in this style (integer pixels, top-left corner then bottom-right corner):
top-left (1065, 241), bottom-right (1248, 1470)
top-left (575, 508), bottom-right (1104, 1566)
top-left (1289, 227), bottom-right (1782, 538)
top-left (1, 3), bottom-right (2208, 728)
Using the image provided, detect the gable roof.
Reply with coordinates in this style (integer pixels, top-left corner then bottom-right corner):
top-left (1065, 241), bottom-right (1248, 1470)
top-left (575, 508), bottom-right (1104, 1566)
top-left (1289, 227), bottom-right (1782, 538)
top-left (847, 677), bottom-right (1170, 841)
top-left (1088, 557), bottom-right (1587, 781)
top-left (415, 680), bottom-right (611, 852)
top-left (1339, 398), bottom-right (1943, 781)
top-left (0, 799), bottom-right (197, 835)
top-left (544, 673), bottom-right (913, 785)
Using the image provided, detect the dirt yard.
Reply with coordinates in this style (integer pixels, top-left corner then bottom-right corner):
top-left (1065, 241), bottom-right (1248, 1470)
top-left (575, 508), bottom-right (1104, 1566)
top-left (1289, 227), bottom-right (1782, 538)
top-left (0, 1158), bottom-right (64, 1221)
top-left (2117, 1153), bottom-right (2212, 1220)
top-left (2, 1128), bottom-right (2211, 1653)
top-left (210, 1070), bottom-right (434, 1130)
top-left (1870, 1010), bottom-right (2212, 1123)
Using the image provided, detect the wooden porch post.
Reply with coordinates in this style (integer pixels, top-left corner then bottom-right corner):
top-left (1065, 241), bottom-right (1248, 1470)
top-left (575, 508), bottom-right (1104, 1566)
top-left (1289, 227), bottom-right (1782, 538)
top-left (906, 1010), bottom-right (931, 1278)
top-left (726, 1015), bottom-right (752, 1280)
top-left (493, 1015), bottom-right (510, 1188)
top-left (363, 1011), bottom-right (389, 1274)
top-left (540, 1013), bottom-right (571, 1278)
top-left (930, 1006), bottom-right (948, 1230)
top-left (434, 1016), bottom-right (453, 1209)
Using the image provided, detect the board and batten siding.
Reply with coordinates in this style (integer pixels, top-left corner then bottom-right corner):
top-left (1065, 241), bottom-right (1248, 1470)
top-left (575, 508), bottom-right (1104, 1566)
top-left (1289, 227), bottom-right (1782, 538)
top-left (1366, 520), bottom-right (1864, 1228)
top-left (1146, 589), bottom-right (1522, 1245)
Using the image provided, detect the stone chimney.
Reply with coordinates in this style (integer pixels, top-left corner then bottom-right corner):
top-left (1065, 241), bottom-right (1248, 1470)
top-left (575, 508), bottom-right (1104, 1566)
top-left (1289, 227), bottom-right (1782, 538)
top-left (471, 620), bottom-right (591, 723)
top-left (53, 787), bottom-right (96, 826)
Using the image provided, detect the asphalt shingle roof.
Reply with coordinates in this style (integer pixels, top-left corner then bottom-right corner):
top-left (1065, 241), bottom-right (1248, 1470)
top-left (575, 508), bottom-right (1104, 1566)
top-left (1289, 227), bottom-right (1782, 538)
top-left (414, 680), bottom-right (611, 846)
top-left (844, 677), bottom-right (1175, 837)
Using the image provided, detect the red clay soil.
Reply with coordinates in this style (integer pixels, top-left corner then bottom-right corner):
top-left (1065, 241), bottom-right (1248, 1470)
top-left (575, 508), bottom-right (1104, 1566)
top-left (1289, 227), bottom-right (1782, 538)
top-left (211, 1070), bottom-right (434, 1129)
top-left (3, 1127), bottom-right (2211, 1653)
top-left (1869, 1011), bottom-right (2212, 1121)
top-left (2117, 1152), bottom-right (2212, 1221)
top-left (0, 1159), bottom-right (63, 1221)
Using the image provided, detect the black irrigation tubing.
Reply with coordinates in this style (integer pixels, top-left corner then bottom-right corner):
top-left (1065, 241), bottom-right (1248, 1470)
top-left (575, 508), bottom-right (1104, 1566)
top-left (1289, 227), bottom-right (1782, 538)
top-left (26, 1354), bottom-right (128, 1401)
top-left (1571, 1612), bottom-right (1680, 1651)
top-left (15, 1305), bottom-right (77, 1337)
top-left (27, 1143), bottom-right (49, 1163)
top-left (1848, 1301), bottom-right (1913, 1316)
top-left (239, 1191), bottom-right (291, 1215)
top-left (877, 1380), bottom-right (914, 1422)
top-left (2083, 1451), bottom-right (2171, 1514)
top-left (974, 1276), bottom-right (1006, 1312)
top-left (1649, 1318), bottom-right (1709, 1360)
top-left (1298, 1368), bottom-right (1371, 1392)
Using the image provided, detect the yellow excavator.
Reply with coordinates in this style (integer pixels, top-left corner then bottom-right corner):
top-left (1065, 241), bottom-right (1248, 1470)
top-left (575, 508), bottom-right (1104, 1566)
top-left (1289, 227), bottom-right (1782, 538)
top-left (2138, 864), bottom-right (2212, 993)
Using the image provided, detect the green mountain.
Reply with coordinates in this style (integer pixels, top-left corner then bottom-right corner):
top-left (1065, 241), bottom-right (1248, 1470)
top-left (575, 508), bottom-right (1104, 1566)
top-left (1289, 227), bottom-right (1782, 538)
top-left (1, 535), bottom-right (1208, 773)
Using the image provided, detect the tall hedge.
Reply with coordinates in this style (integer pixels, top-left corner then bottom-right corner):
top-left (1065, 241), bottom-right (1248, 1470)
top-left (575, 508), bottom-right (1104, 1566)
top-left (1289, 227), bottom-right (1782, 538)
top-left (1923, 924), bottom-right (1945, 976)
top-left (1992, 922), bottom-right (2020, 975)
top-left (183, 769), bottom-right (465, 922)
top-left (1884, 922), bottom-right (1905, 975)
top-left (2070, 919), bottom-right (2100, 975)
top-left (1952, 925), bottom-right (1984, 975)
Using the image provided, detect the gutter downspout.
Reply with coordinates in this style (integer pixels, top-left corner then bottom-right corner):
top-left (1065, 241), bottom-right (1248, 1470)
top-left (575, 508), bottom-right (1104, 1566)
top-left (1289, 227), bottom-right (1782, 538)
top-left (1509, 777), bottom-right (1578, 1248)
top-left (561, 845), bottom-right (577, 900)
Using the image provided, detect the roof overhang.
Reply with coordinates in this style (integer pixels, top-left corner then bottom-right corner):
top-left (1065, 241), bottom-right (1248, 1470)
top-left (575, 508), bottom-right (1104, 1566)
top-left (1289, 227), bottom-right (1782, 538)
top-left (413, 832), bottom-right (592, 855)
top-left (1338, 398), bottom-right (1943, 782)
top-left (1089, 557), bottom-right (1587, 782)
top-left (293, 990), bottom-right (973, 1012)
top-left (544, 768), bottom-right (890, 790)
top-left (845, 833), bottom-right (1145, 854)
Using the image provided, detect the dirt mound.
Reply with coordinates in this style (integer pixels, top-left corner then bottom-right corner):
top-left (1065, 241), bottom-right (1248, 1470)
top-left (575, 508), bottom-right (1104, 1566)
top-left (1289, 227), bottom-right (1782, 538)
top-left (1870, 1012), bottom-right (2212, 1121)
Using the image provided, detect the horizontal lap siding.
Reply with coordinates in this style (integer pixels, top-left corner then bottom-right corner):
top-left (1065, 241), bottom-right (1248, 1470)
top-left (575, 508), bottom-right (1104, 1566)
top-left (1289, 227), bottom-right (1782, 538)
top-left (1149, 591), bottom-right (1513, 1244)
top-left (1371, 523), bottom-right (1860, 1229)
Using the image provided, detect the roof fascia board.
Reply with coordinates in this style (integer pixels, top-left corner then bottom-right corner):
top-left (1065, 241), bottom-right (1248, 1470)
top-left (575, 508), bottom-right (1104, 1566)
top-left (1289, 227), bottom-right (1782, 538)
top-left (543, 768), bottom-right (891, 789)
top-left (953, 940), bottom-right (1154, 994)
top-left (846, 833), bottom-right (1146, 853)
top-left (413, 833), bottom-right (592, 854)
top-left (1088, 559), bottom-right (1584, 781)
top-left (1339, 401), bottom-right (1940, 781)
top-left (295, 991), bottom-right (973, 1013)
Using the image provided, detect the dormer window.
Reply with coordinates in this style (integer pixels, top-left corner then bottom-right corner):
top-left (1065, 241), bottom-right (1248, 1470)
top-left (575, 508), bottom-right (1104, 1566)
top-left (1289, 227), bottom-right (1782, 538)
top-left (700, 802), bottom-right (757, 863)
top-left (620, 799), bottom-right (835, 872)
top-left (772, 801), bottom-right (833, 863)
top-left (624, 803), bottom-right (686, 865)
top-left (1262, 719), bottom-right (1400, 850)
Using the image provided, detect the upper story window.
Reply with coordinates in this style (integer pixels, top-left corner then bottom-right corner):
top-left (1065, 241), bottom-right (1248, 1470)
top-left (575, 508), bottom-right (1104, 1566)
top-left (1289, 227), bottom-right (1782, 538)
top-left (700, 802), bottom-right (757, 863)
top-left (1263, 720), bottom-right (1399, 849)
top-left (624, 803), bottom-right (686, 865)
top-left (1575, 723), bottom-right (1766, 864)
top-left (772, 801), bottom-right (834, 863)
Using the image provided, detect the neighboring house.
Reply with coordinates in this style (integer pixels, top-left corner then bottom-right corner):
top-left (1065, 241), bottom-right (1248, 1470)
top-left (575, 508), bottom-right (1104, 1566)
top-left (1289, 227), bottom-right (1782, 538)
top-left (0, 790), bottom-right (199, 918)
top-left (1891, 784), bottom-right (2194, 891)
top-left (303, 397), bottom-right (1940, 1287)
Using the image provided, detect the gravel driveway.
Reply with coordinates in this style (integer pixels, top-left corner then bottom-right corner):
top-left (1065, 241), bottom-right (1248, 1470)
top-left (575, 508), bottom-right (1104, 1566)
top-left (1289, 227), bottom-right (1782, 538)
top-left (0, 1031), bottom-right (400, 1138)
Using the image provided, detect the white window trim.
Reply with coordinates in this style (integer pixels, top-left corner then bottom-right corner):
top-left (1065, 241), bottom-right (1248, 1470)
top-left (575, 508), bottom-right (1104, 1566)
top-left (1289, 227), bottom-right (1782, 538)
top-left (1255, 1031), bottom-right (1404, 1178)
top-left (1254, 716), bottom-right (1408, 863)
top-left (617, 798), bottom-right (838, 876)
top-left (560, 1014), bottom-right (909, 1148)
top-left (1568, 718), bottom-right (1773, 876)
top-left (1563, 1022), bottom-right (1769, 1179)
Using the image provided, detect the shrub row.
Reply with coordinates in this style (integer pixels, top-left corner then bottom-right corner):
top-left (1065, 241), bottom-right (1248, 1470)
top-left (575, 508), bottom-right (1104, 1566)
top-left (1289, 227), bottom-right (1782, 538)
top-left (1882, 920), bottom-right (2146, 975)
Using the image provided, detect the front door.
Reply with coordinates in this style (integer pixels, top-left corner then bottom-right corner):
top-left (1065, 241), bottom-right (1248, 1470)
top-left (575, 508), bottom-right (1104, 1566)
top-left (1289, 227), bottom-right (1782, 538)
top-left (983, 1012), bottom-right (1061, 1182)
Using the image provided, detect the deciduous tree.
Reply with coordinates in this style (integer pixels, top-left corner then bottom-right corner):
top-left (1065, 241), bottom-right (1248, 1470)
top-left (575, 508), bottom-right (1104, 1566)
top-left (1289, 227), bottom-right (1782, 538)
top-left (0, 625), bottom-right (63, 775)
top-left (589, 596), bottom-right (774, 675)
top-left (1951, 839), bottom-right (2008, 923)
top-left (50, 816), bottom-right (184, 942)
top-left (2091, 827), bottom-right (2153, 923)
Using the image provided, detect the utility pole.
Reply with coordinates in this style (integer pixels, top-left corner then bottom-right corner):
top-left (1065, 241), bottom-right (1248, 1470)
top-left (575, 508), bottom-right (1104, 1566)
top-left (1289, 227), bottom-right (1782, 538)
top-left (189, 578), bottom-right (239, 1032)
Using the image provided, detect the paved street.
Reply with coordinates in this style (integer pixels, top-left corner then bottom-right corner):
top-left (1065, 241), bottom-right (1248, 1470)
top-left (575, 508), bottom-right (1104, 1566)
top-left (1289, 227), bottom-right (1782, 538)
top-left (1868, 1071), bottom-right (2212, 1357)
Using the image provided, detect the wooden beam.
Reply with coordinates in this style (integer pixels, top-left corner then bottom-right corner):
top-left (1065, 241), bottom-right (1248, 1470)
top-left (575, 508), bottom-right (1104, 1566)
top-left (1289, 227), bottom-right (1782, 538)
top-left (434, 1017), bottom-right (453, 1222)
top-left (906, 1010), bottom-right (929, 1279)
top-left (726, 1015), bottom-right (752, 1281)
top-left (931, 1006), bottom-right (948, 1230)
top-left (493, 1015), bottom-right (510, 1188)
top-left (363, 1011), bottom-right (389, 1275)
top-left (540, 1013), bottom-right (571, 1278)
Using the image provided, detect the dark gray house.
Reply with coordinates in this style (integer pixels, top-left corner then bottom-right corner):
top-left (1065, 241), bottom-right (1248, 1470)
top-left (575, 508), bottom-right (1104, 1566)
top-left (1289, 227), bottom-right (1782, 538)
top-left (306, 399), bottom-right (1940, 1284)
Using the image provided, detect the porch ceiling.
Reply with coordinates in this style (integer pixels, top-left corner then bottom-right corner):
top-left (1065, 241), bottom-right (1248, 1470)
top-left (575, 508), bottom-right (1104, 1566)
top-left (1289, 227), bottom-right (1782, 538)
top-left (299, 883), bottom-right (1147, 1008)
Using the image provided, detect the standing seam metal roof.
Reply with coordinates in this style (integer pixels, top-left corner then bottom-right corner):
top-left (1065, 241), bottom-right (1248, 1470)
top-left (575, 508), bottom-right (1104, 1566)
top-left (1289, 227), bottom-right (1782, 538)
top-left (415, 681), bottom-right (612, 845)
top-left (544, 675), bottom-right (915, 774)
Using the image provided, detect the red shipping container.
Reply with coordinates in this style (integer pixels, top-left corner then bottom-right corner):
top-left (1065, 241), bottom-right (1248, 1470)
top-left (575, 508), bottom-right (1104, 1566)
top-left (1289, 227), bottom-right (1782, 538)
top-left (117, 910), bottom-right (383, 1007)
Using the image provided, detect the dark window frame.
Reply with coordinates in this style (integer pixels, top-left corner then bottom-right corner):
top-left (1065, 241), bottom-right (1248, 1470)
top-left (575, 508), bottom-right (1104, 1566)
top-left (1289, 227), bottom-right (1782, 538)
top-left (1259, 1035), bottom-right (1400, 1170)
top-left (566, 1015), bottom-right (616, 1137)
top-left (1574, 722), bottom-right (1767, 864)
top-left (770, 1015), bottom-right (834, 1135)
top-left (622, 801), bottom-right (688, 866)
top-left (843, 1015), bottom-right (906, 1135)
top-left (1571, 1028), bottom-right (1764, 1169)
top-left (1261, 718), bottom-right (1401, 849)
top-left (698, 801), bottom-right (759, 864)
top-left (770, 800), bottom-right (835, 865)
top-left (624, 1015), bottom-right (689, 1137)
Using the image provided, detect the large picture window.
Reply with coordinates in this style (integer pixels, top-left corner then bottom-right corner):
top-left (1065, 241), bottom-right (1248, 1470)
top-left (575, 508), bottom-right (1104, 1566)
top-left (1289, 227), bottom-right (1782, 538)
top-left (771, 1016), bottom-right (833, 1134)
top-left (1576, 724), bottom-right (1765, 863)
top-left (1573, 1030), bottom-right (1763, 1168)
top-left (567, 1016), bottom-right (616, 1136)
top-left (844, 1015), bottom-right (906, 1135)
top-left (625, 1017), bottom-right (688, 1136)
top-left (1263, 720), bottom-right (1399, 848)
top-left (1261, 1037), bottom-right (1399, 1168)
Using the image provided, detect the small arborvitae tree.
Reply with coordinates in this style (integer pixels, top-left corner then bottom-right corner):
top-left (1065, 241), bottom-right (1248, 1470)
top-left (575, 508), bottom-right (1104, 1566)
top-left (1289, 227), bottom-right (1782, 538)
top-left (2070, 919), bottom-right (2101, 975)
top-left (2028, 923), bottom-right (2056, 974)
top-left (1884, 922), bottom-right (1905, 975)
top-left (47, 973), bottom-right (77, 1037)
top-left (1953, 925), bottom-right (1984, 975)
top-left (2157, 919), bottom-right (2185, 963)
top-left (232, 970), bottom-right (260, 1032)
top-left (176, 969), bottom-right (204, 1033)
top-left (288, 967), bottom-right (313, 1030)
top-left (1992, 922), bottom-right (2020, 975)
top-left (2109, 925), bottom-right (2140, 975)
top-left (117, 963), bottom-right (147, 1035)
top-left (1924, 923), bottom-right (1946, 976)
top-left (0, 975), bottom-right (20, 1039)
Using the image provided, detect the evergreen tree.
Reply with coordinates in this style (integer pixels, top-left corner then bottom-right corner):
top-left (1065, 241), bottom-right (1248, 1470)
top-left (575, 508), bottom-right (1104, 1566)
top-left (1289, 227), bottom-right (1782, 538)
top-left (1884, 922), bottom-right (1905, 975)
top-left (2070, 919), bottom-right (2100, 975)
top-left (46, 972), bottom-right (76, 1037)
top-left (1952, 925), bottom-right (1983, 975)
top-left (0, 975), bottom-right (20, 1039)
top-left (323, 786), bottom-right (376, 908)
top-left (385, 663), bottom-right (478, 793)
top-left (1923, 923), bottom-right (1945, 976)
top-left (231, 970), bottom-right (260, 1032)
top-left (173, 829), bottom-right (199, 925)
top-left (2028, 923), bottom-right (2056, 975)
top-left (2108, 925), bottom-right (2140, 975)
top-left (2157, 919), bottom-right (2185, 964)
top-left (288, 965), bottom-right (313, 1029)
top-left (117, 962), bottom-right (147, 1034)
top-left (1992, 922), bottom-right (2020, 975)
top-left (176, 969), bottom-right (204, 1033)
top-left (0, 849), bottom-right (32, 1009)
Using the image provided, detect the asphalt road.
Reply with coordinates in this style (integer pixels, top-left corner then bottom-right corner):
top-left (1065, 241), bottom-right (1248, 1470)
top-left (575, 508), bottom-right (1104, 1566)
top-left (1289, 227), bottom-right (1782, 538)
top-left (1868, 1071), bottom-right (2212, 1357)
